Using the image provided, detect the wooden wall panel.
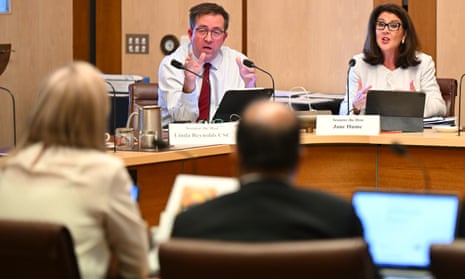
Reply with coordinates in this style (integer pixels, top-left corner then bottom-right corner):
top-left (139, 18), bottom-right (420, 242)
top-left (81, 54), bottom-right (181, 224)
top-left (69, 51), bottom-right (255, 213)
top-left (373, 0), bottom-right (402, 7)
top-left (436, 0), bottom-right (465, 126)
top-left (96, 0), bottom-right (121, 74)
top-left (0, 0), bottom-right (73, 147)
top-left (409, 0), bottom-right (436, 61)
top-left (73, 0), bottom-right (91, 62)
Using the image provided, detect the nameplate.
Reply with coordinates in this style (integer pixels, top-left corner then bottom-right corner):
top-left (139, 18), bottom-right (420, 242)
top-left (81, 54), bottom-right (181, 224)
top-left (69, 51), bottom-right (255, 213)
top-left (168, 122), bottom-right (238, 145)
top-left (316, 115), bottom-right (380, 135)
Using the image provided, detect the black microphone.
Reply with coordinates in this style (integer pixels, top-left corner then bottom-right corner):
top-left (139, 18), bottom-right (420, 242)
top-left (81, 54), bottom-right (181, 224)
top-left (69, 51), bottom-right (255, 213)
top-left (458, 73), bottom-right (465, 136)
top-left (346, 58), bottom-right (356, 115)
top-left (0, 86), bottom-right (16, 147)
top-left (105, 80), bottom-right (117, 152)
top-left (170, 59), bottom-right (203, 79)
top-left (243, 59), bottom-right (275, 102)
top-left (390, 142), bottom-right (431, 191)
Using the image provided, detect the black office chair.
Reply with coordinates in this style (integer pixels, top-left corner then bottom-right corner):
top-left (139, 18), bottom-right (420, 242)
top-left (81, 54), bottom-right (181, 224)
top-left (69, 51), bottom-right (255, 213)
top-left (0, 219), bottom-right (81, 279)
top-left (159, 237), bottom-right (376, 279)
top-left (0, 43), bottom-right (11, 76)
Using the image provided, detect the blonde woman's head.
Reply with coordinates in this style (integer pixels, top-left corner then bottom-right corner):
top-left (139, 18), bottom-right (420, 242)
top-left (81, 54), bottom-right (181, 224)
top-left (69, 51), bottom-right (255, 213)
top-left (24, 61), bottom-right (109, 150)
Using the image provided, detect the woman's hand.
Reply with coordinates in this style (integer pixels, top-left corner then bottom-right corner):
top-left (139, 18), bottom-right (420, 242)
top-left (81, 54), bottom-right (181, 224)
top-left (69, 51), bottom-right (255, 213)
top-left (352, 79), bottom-right (372, 113)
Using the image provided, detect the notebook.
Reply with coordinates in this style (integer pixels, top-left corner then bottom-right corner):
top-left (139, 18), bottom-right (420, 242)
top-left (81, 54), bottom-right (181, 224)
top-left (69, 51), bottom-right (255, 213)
top-left (212, 88), bottom-right (273, 122)
top-left (155, 174), bottom-right (239, 243)
top-left (365, 90), bottom-right (425, 132)
top-left (352, 189), bottom-right (460, 278)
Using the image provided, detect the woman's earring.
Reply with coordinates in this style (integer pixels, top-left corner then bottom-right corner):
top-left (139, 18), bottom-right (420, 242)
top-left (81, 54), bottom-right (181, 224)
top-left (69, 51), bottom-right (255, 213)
top-left (402, 38), bottom-right (405, 44)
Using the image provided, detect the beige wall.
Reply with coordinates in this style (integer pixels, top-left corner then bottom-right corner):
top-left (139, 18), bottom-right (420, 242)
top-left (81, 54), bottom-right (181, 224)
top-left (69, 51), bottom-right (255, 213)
top-left (247, 0), bottom-right (372, 92)
top-left (436, 0), bottom-right (465, 124)
top-left (0, 0), bottom-right (73, 147)
top-left (1, 0), bottom-right (464, 146)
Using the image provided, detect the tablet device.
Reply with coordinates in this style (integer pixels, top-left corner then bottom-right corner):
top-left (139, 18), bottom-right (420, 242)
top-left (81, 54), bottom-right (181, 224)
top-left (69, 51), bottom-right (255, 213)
top-left (365, 90), bottom-right (425, 132)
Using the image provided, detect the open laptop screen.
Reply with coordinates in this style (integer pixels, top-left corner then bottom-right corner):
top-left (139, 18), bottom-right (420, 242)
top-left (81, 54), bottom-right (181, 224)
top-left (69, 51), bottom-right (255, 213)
top-left (352, 190), bottom-right (459, 269)
top-left (365, 90), bottom-right (425, 132)
top-left (212, 88), bottom-right (273, 122)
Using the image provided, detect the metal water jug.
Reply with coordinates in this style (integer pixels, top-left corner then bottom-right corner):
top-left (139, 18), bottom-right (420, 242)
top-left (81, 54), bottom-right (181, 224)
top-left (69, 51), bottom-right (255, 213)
top-left (138, 105), bottom-right (162, 150)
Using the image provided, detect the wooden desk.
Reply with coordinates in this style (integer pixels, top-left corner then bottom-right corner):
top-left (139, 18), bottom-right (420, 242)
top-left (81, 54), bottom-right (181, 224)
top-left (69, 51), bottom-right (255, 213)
top-left (112, 130), bottom-right (465, 227)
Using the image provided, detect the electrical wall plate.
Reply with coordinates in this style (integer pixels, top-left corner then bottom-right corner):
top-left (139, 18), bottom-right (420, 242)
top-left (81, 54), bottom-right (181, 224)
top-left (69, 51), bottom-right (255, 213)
top-left (126, 34), bottom-right (149, 54)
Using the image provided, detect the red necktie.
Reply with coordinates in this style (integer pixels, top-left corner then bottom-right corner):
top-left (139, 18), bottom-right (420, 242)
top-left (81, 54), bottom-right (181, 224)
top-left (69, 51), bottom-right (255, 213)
top-left (197, 63), bottom-right (211, 121)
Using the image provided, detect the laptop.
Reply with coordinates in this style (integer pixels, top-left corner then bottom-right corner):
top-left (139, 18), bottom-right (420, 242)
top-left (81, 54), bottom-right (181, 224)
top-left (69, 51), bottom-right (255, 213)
top-left (352, 189), bottom-right (460, 279)
top-left (212, 88), bottom-right (273, 122)
top-left (365, 90), bottom-right (425, 132)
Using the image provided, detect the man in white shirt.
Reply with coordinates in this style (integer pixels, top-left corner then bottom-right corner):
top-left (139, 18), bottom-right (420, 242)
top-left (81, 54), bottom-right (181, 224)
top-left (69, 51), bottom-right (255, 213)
top-left (158, 2), bottom-right (257, 126)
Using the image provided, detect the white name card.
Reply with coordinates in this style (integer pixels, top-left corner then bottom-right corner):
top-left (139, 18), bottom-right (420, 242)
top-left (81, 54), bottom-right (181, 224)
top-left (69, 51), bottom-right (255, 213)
top-left (168, 122), bottom-right (238, 145)
top-left (316, 115), bottom-right (380, 135)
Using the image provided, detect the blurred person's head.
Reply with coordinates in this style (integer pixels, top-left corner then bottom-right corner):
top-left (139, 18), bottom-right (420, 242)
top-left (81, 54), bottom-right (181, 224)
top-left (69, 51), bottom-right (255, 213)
top-left (22, 61), bottom-right (109, 150)
top-left (363, 3), bottom-right (420, 68)
top-left (236, 100), bottom-right (301, 179)
top-left (188, 2), bottom-right (229, 63)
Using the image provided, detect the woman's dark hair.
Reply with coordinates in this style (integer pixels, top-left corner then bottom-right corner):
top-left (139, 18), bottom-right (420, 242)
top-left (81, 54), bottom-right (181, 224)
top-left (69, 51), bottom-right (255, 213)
top-left (189, 2), bottom-right (229, 31)
top-left (363, 3), bottom-right (420, 68)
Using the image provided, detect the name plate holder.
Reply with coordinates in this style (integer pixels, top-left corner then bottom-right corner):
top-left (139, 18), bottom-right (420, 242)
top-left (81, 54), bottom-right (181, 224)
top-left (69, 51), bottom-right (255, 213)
top-left (316, 115), bottom-right (380, 135)
top-left (168, 122), bottom-right (238, 145)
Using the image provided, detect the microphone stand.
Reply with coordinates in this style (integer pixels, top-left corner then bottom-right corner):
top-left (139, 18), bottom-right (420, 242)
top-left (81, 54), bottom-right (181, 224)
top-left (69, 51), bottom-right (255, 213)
top-left (346, 59), bottom-right (356, 115)
top-left (458, 73), bottom-right (465, 136)
top-left (243, 59), bottom-right (275, 102)
top-left (170, 59), bottom-right (203, 79)
top-left (255, 65), bottom-right (275, 102)
top-left (105, 80), bottom-right (117, 152)
top-left (0, 86), bottom-right (16, 147)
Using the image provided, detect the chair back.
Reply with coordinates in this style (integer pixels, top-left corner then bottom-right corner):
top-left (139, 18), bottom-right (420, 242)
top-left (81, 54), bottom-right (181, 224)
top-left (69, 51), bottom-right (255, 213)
top-left (0, 43), bottom-right (11, 76)
top-left (159, 237), bottom-right (375, 279)
top-left (128, 82), bottom-right (158, 131)
top-left (0, 219), bottom-right (81, 279)
top-left (437, 78), bottom-right (457, 117)
top-left (430, 240), bottom-right (465, 279)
